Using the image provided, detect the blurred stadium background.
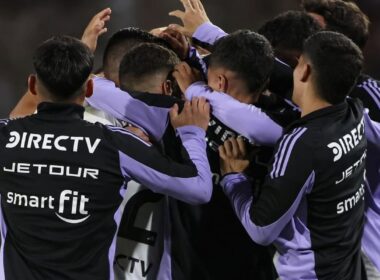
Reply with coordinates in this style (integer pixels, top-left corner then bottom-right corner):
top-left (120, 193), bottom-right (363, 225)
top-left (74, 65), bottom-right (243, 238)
top-left (0, 0), bottom-right (379, 117)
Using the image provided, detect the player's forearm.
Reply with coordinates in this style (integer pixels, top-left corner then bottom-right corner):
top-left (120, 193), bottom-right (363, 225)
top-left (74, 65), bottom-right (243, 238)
top-left (220, 173), bottom-right (277, 245)
top-left (87, 77), bottom-right (169, 141)
top-left (173, 125), bottom-right (213, 203)
top-left (193, 22), bottom-right (228, 45)
top-left (185, 82), bottom-right (283, 145)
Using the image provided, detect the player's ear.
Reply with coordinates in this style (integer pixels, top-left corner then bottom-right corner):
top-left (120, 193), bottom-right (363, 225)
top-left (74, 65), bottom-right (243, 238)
top-left (218, 74), bottom-right (228, 93)
top-left (162, 80), bottom-right (173, 96)
top-left (85, 79), bottom-right (94, 98)
top-left (28, 75), bottom-right (37, 96)
top-left (300, 62), bottom-right (311, 83)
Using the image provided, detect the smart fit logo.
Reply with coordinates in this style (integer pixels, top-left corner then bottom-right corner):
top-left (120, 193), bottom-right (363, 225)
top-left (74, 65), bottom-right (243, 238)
top-left (6, 189), bottom-right (90, 224)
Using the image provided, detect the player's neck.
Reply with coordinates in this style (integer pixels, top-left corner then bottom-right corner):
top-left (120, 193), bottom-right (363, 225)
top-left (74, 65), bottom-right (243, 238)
top-left (300, 88), bottom-right (332, 117)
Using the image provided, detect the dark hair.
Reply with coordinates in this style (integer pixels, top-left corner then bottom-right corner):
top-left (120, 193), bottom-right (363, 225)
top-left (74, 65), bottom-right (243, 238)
top-left (258, 11), bottom-right (321, 66)
top-left (209, 30), bottom-right (274, 94)
top-left (303, 31), bottom-right (363, 104)
top-left (301, 0), bottom-right (370, 49)
top-left (33, 35), bottom-right (93, 101)
top-left (103, 27), bottom-right (170, 81)
top-left (119, 43), bottom-right (180, 92)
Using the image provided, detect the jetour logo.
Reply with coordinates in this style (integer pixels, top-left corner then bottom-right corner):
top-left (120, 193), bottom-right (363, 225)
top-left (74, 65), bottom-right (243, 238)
top-left (6, 189), bottom-right (90, 224)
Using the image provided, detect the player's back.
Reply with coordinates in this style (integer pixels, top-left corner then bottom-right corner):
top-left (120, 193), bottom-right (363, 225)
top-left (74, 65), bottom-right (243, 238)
top-left (0, 102), bottom-right (127, 280)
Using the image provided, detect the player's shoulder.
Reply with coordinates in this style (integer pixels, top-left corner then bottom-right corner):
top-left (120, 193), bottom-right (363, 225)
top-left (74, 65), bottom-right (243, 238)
top-left (355, 75), bottom-right (380, 100)
top-left (0, 118), bottom-right (10, 126)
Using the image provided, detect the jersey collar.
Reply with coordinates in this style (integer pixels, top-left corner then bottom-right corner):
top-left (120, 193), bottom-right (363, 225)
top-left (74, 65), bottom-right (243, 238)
top-left (286, 100), bottom-right (348, 132)
top-left (36, 102), bottom-right (85, 120)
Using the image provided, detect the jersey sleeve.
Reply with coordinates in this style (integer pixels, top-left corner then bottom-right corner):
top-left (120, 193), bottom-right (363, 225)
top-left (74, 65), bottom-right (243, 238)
top-left (192, 22), bottom-right (228, 46)
top-left (185, 82), bottom-right (283, 145)
top-left (86, 77), bottom-right (170, 142)
top-left (186, 46), bottom-right (208, 78)
top-left (106, 125), bottom-right (213, 205)
top-left (355, 79), bottom-right (380, 122)
top-left (220, 127), bottom-right (314, 245)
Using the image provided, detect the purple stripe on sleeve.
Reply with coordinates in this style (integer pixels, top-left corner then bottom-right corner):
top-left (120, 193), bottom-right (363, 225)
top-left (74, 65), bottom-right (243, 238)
top-left (279, 128), bottom-right (307, 177)
top-left (363, 85), bottom-right (380, 109)
top-left (220, 171), bottom-right (315, 245)
top-left (270, 131), bottom-right (295, 179)
top-left (272, 128), bottom-right (301, 178)
top-left (0, 196), bottom-right (8, 279)
top-left (193, 22), bottom-right (228, 45)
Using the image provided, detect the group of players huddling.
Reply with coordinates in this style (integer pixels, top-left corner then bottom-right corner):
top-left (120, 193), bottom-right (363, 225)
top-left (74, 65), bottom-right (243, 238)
top-left (1, 0), bottom-right (379, 279)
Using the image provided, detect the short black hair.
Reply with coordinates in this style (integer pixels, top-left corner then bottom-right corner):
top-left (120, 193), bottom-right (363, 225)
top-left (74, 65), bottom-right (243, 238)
top-left (103, 27), bottom-right (170, 81)
top-left (209, 30), bottom-right (274, 94)
top-left (258, 11), bottom-right (321, 56)
top-left (119, 43), bottom-right (180, 92)
top-left (33, 35), bottom-right (93, 101)
top-left (303, 31), bottom-right (363, 104)
top-left (301, 0), bottom-right (370, 49)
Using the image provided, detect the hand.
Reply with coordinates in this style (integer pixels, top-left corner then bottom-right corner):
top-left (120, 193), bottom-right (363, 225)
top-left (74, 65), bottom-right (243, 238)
top-left (149, 27), bottom-right (167, 37)
top-left (160, 28), bottom-right (190, 60)
top-left (125, 125), bottom-right (151, 144)
top-left (81, 8), bottom-right (112, 53)
top-left (219, 137), bottom-right (250, 176)
top-left (170, 97), bottom-right (210, 131)
top-left (173, 62), bottom-right (203, 93)
top-left (169, 0), bottom-right (210, 37)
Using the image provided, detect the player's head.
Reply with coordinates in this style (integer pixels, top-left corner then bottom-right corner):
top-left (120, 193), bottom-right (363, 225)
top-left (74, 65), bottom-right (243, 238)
top-left (293, 31), bottom-right (363, 106)
top-left (119, 43), bottom-right (181, 97)
top-left (29, 35), bottom-right (94, 103)
top-left (301, 0), bottom-right (370, 49)
top-left (103, 27), bottom-right (170, 85)
top-left (258, 10), bottom-right (321, 67)
top-left (208, 30), bottom-right (274, 104)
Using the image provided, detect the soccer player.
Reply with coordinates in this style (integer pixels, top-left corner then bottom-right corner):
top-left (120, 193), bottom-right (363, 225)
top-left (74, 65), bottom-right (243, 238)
top-left (0, 35), bottom-right (212, 280)
top-left (301, 0), bottom-right (380, 122)
top-left (219, 31), bottom-right (366, 280)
